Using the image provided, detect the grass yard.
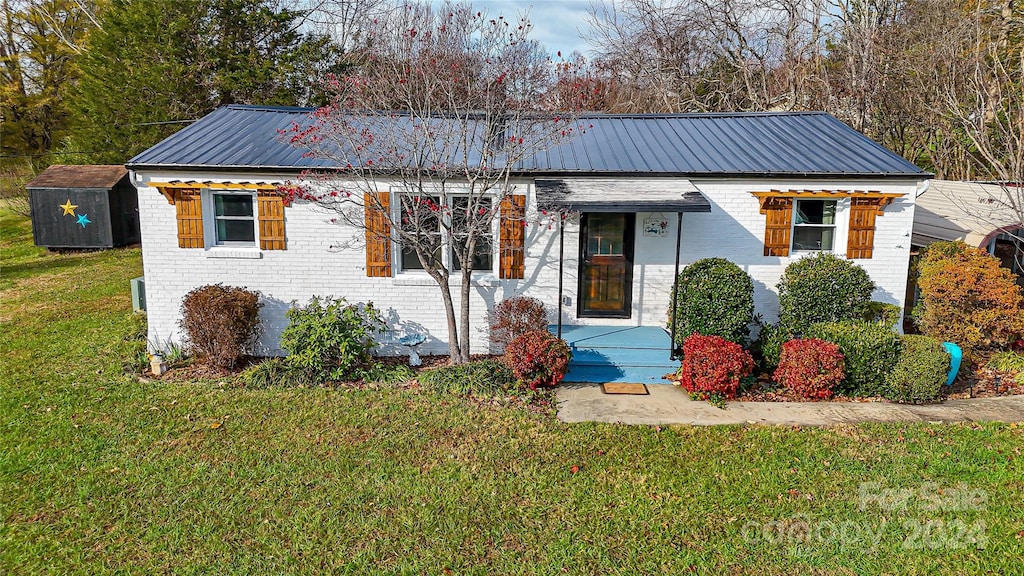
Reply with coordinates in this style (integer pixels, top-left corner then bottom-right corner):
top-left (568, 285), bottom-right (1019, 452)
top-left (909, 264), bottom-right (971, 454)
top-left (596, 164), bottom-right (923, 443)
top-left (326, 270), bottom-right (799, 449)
top-left (1, 208), bottom-right (1022, 575)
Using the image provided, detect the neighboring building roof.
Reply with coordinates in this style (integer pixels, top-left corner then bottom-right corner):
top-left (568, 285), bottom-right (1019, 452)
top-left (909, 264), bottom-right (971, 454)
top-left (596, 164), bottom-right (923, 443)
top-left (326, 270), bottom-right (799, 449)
top-left (26, 164), bottom-right (128, 189)
top-left (127, 104), bottom-right (929, 178)
top-left (913, 180), bottom-right (1024, 247)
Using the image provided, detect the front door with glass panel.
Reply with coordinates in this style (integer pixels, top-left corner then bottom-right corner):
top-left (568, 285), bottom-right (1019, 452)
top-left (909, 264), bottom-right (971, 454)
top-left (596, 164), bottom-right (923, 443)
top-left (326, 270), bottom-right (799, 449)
top-left (579, 213), bottom-right (634, 318)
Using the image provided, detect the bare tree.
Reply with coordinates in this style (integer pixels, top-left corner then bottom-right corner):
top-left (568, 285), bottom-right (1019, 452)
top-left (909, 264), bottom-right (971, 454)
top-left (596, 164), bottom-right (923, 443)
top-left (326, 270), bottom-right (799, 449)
top-left (936, 0), bottom-right (1023, 269)
top-left (284, 1), bottom-right (594, 363)
top-left (297, 0), bottom-right (387, 53)
top-left (585, 0), bottom-right (831, 113)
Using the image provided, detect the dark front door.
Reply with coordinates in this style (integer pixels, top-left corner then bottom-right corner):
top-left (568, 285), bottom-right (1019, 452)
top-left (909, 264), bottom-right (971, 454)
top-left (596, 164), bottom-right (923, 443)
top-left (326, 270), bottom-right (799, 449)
top-left (579, 213), bottom-right (634, 318)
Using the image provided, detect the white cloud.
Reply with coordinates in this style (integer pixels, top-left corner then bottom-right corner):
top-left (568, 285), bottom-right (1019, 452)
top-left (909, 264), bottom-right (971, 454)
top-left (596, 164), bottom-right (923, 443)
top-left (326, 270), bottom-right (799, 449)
top-left (446, 0), bottom-right (597, 56)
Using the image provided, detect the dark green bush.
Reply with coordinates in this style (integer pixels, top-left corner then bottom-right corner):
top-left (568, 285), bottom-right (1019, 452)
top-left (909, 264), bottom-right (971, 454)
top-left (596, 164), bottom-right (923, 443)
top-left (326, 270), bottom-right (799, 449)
top-left (279, 296), bottom-right (383, 382)
top-left (420, 359), bottom-right (515, 396)
top-left (755, 322), bottom-right (790, 370)
top-left (180, 284), bottom-right (262, 369)
top-left (239, 357), bottom-right (317, 388)
top-left (884, 335), bottom-right (949, 403)
top-left (778, 253), bottom-right (875, 333)
top-left (862, 301), bottom-right (903, 329)
top-left (804, 321), bottom-right (901, 397)
top-left (669, 257), bottom-right (755, 345)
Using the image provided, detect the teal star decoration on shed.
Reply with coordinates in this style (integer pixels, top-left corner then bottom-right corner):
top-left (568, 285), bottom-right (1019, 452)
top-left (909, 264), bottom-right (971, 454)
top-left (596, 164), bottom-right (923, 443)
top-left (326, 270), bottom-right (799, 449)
top-left (76, 213), bottom-right (91, 228)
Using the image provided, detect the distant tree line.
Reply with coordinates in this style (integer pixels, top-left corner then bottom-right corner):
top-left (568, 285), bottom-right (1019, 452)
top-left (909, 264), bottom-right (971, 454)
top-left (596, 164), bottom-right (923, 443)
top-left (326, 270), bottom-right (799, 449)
top-left (1, 0), bottom-right (1020, 187)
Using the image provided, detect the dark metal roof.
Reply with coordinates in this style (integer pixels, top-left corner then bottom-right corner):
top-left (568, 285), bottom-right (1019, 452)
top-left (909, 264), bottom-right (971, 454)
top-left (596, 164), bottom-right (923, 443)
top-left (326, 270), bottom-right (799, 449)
top-left (127, 105), bottom-right (929, 178)
top-left (26, 164), bottom-right (129, 189)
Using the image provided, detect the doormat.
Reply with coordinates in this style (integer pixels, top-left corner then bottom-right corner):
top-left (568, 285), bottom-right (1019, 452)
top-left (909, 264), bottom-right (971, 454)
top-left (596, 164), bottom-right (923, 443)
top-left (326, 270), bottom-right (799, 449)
top-left (602, 382), bottom-right (649, 395)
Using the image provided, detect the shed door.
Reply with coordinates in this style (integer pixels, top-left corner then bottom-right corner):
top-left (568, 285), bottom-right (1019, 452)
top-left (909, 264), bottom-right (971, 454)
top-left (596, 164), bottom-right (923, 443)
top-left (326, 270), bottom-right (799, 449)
top-left (579, 213), bottom-right (634, 318)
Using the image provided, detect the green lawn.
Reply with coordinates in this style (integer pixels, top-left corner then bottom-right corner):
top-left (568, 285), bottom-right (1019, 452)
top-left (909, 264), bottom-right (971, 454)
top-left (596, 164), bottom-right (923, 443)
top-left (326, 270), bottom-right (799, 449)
top-left (1, 208), bottom-right (1022, 575)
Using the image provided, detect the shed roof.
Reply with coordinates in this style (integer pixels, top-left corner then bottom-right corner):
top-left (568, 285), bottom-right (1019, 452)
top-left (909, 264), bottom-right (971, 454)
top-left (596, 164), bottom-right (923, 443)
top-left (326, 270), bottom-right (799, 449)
top-left (913, 180), bottom-right (1023, 247)
top-left (26, 164), bottom-right (128, 189)
top-left (127, 105), bottom-right (929, 179)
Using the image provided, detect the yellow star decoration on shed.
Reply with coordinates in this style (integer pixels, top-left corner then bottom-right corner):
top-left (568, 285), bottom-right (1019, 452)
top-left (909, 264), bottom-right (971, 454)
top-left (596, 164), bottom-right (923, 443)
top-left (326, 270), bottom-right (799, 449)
top-left (59, 199), bottom-right (77, 216)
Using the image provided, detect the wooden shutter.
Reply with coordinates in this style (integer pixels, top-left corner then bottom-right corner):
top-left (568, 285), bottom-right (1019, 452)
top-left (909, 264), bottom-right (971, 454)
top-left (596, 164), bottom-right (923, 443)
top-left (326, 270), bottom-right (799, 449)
top-left (761, 197), bottom-right (793, 257)
top-left (364, 192), bottom-right (392, 277)
top-left (499, 194), bottom-right (525, 279)
top-left (847, 197), bottom-right (881, 259)
top-left (257, 194), bottom-right (286, 250)
top-left (175, 189), bottom-right (204, 248)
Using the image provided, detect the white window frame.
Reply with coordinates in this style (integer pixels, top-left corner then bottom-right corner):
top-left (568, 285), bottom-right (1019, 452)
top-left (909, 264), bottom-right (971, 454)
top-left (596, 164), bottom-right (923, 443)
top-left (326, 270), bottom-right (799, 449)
top-left (791, 198), bottom-right (838, 253)
top-left (203, 189), bottom-right (258, 248)
top-left (392, 190), bottom-right (498, 275)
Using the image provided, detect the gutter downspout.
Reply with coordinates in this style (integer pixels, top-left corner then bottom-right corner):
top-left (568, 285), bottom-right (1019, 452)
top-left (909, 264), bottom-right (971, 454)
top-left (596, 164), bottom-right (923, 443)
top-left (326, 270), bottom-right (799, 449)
top-left (128, 169), bottom-right (144, 189)
top-left (669, 212), bottom-right (683, 360)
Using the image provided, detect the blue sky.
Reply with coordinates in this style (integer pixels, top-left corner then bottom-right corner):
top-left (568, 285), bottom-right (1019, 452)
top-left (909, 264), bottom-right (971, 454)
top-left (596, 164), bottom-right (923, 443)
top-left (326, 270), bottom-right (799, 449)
top-left (467, 0), bottom-right (596, 56)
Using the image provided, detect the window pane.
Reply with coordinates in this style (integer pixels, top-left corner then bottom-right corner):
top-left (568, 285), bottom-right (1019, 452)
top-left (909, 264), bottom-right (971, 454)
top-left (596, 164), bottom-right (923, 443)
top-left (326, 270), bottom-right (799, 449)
top-left (588, 214), bottom-right (626, 255)
top-left (401, 247), bottom-right (424, 270)
top-left (217, 219), bottom-right (256, 243)
top-left (794, 200), bottom-right (836, 225)
top-left (215, 194), bottom-right (254, 217)
top-left (453, 236), bottom-right (493, 270)
top-left (793, 226), bottom-right (834, 251)
top-left (451, 197), bottom-right (493, 271)
top-left (399, 195), bottom-right (442, 271)
top-left (401, 246), bottom-right (440, 270)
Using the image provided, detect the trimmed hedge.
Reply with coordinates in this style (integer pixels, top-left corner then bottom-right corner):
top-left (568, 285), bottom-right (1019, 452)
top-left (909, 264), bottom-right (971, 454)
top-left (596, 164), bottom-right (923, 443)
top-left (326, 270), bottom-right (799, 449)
top-left (420, 359), bottom-right (515, 396)
top-left (883, 335), bottom-right (949, 403)
top-left (756, 322), bottom-right (790, 370)
top-left (774, 338), bottom-right (845, 399)
top-left (677, 333), bottom-right (754, 400)
top-left (669, 258), bottom-right (755, 345)
top-left (778, 253), bottom-right (875, 333)
top-left (804, 321), bottom-right (901, 397)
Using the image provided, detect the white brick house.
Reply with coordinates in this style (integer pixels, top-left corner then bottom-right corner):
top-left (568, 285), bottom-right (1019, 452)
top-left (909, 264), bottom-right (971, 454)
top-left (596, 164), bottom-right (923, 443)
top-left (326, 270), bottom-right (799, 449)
top-left (127, 105), bottom-right (930, 357)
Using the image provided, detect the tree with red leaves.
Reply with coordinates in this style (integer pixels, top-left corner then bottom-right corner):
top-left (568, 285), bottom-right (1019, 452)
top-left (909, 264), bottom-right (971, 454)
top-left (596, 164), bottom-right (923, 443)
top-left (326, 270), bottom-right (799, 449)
top-left (283, 1), bottom-right (596, 363)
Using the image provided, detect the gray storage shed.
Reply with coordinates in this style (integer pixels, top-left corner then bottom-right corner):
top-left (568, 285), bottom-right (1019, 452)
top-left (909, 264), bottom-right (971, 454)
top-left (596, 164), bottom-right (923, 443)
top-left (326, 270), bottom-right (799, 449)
top-left (26, 165), bottom-right (140, 249)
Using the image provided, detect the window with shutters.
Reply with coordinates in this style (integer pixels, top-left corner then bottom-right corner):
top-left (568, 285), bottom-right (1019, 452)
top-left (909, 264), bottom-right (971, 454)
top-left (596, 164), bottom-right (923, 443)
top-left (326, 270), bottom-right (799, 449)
top-left (159, 183), bottom-right (286, 251)
top-left (792, 199), bottom-right (836, 252)
top-left (211, 191), bottom-right (257, 246)
top-left (396, 194), bottom-right (496, 274)
top-left (754, 191), bottom-right (903, 260)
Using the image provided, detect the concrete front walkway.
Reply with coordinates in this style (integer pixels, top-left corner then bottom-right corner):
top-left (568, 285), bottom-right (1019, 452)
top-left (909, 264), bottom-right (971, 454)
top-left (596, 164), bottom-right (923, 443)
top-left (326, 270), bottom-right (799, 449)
top-left (556, 383), bottom-right (1024, 426)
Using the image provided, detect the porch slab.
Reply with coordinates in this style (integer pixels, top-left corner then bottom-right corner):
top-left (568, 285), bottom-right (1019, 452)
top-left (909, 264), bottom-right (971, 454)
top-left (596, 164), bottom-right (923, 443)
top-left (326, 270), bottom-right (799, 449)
top-left (552, 325), bottom-right (678, 384)
top-left (556, 383), bottom-right (1024, 426)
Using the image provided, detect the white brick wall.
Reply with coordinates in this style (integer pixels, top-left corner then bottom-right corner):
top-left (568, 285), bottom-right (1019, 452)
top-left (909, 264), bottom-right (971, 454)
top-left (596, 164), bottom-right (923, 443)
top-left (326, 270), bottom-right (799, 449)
top-left (135, 170), bottom-right (922, 356)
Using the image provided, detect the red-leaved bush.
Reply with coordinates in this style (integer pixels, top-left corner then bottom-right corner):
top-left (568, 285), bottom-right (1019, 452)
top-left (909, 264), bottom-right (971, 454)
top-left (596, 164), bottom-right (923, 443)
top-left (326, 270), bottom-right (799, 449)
top-left (677, 333), bottom-right (754, 399)
top-left (503, 330), bottom-right (572, 390)
top-left (773, 338), bottom-right (845, 399)
top-left (490, 296), bottom-right (548, 349)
